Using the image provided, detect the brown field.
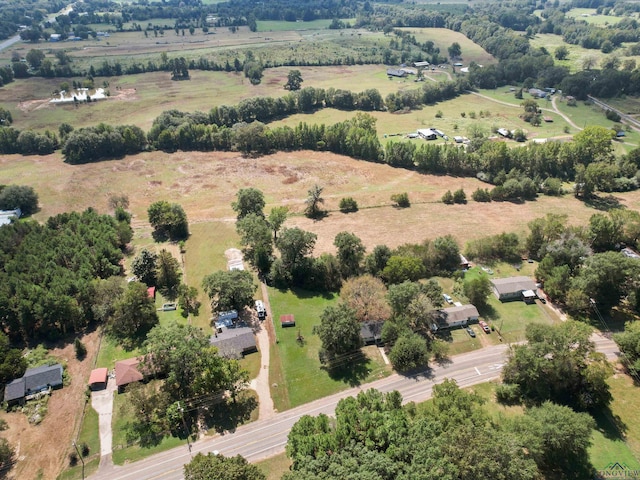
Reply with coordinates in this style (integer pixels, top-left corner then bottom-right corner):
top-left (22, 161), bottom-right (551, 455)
top-left (2, 149), bottom-right (636, 255)
top-left (0, 330), bottom-right (101, 480)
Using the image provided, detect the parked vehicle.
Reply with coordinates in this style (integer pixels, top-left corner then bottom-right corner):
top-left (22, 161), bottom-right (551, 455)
top-left (466, 326), bottom-right (476, 338)
top-left (479, 320), bottom-right (491, 334)
top-left (443, 294), bottom-right (453, 304)
top-left (255, 300), bottom-right (266, 320)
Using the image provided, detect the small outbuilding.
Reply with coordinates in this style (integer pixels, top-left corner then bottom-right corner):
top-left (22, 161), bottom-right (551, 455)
top-left (0, 208), bottom-right (21, 227)
top-left (89, 368), bottom-right (108, 391)
top-left (280, 314), bottom-right (296, 327)
top-left (147, 286), bottom-right (156, 299)
top-left (491, 276), bottom-right (538, 302)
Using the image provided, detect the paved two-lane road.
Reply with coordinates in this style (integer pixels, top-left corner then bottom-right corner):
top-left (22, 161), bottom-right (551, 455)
top-left (91, 334), bottom-right (619, 480)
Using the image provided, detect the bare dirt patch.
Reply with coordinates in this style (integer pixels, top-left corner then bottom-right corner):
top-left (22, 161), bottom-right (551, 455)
top-left (0, 330), bottom-right (102, 480)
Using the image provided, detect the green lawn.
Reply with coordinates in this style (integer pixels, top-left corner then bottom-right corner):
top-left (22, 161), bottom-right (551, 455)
top-left (95, 335), bottom-right (142, 369)
top-left (184, 221), bottom-right (242, 330)
top-left (463, 379), bottom-right (640, 473)
top-left (57, 403), bottom-right (102, 480)
top-left (111, 382), bottom-right (188, 465)
top-left (565, 8), bottom-right (627, 26)
top-left (256, 452), bottom-right (293, 480)
top-left (268, 287), bottom-right (391, 411)
top-left (257, 19), bottom-right (337, 31)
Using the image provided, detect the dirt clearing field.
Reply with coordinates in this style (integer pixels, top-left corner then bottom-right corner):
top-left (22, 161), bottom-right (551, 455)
top-left (1, 150), bottom-right (634, 254)
top-left (0, 330), bottom-right (101, 480)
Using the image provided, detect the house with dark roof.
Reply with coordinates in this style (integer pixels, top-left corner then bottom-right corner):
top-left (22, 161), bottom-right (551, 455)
top-left (360, 321), bottom-right (385, 345)
top-left (432, 305), bottom-right (479, 331)
top-left (387, 69), bottom-right (407, 78)
top-left (210, 326), bottom-right (257, 359)
top-left (115, 357), bottom-right (146, 394)
top-left (491, 276), bottom-right (538, 302)
top-left (4, 364), bottom-right (63, 406)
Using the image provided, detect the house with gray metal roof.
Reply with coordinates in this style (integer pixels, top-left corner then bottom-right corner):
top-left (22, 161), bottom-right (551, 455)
top-left (4, 363), bottom-right (63, 406)
top-left (491, 276), bottom-right (538, 302)
top-left (432, 305), bottom-right (479, 331)
top-left (210, 326), bottom-right (257, 359)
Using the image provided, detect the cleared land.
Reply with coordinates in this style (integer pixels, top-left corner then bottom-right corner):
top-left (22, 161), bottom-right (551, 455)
top-left (0, 330), bottom-right (102, 480)
top-left (396, 27), bottom-right (497, 67)
top-left (565, 8), bottom-right (628, 26)
top-left (530, 33), bottom-right (640, 74)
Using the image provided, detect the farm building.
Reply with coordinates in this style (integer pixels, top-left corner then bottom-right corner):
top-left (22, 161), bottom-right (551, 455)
top-left (89, 368), bottom-right (108, 391)
top-left (460, 254), bottom-right (470, 269)
top-left (4, 364), bottom-right (64, 406)
top-left (413, 61), bottom-right (430, 67)
top-left (497, 128), bottom-right (511, 138)
top-left (417, 129), bottom-right (438, 140)
top-left (386, 69), bottom-right (407, 78)
top-left (115, 357), bottom-right (146, 394)
top-left (432, 305), bottom-right (479, 331)
top-left (491, 276), bottom-right (538, 302)
top-left (528, 88), bottom-right (547, 98)
top-left (49, 33), bottom-right (61, 42)
top-left (280, 314), bottom-right (296, 327)
top-left (210, 327), bottom-right (257, 359)
top-left (360, 321), bottom-right (385, 345)
top-left (0, 208), bottom-right (21, 227)
top-left (622, 247), bottom-right (640, 259)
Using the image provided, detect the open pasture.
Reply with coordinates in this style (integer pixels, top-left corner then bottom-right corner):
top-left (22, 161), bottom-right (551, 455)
top-left (565, 8), bottom-right (628, 26)
top-left (530, 33), bottom-right (640, 74)
top-left (396, 27), bottom-right (497, 67)
top-left (1, 64), bottom-right (421, 132)
top-left (5, 148), bottom-right (639, 257)
top-left (271, 90), bottom-right (576, 143)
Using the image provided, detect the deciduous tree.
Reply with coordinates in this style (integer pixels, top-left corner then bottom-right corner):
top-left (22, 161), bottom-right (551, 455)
top-left (232, 188), bottom-right (265, 220)
top-left (0, 185), bottom-right (38, 215)
top-left (339, 274), bottom-right (391, 323)
top-left (156, 249), bottom-right (182, 300)
top-left (334, 231), bottom-right (366, 278)
top-left (132, 249), bottom-right (158, 287)
top-left (185, 452), bottom-right (265, 480)
top-left (202, 270), bottom-right (256, 312)
top-left (314, 303), bottom-right (362, 363)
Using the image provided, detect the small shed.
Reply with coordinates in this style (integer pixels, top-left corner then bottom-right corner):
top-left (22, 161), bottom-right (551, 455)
top-left (147, 286), bottom-right (156, 299)
top-left (280, 314), bottom-right (296, 327)
top-left (89, 368), bottom-right (108, 391)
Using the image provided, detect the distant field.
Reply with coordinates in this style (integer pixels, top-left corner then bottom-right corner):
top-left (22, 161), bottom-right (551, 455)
top-left (271, 89), bottom-right (576, 144)
top-left (0, 64), bottom-right (428, 132)
top-left (396, 27), bottom-right (497, 67)
top-left (257, 19), bottom-right (352, 31)
top-left (565, 8), bottom-right (627, 26)
top-left (530, 33), bottom-right (639, 74)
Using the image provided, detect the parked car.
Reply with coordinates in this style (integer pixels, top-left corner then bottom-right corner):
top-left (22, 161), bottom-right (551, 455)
top-left (539, 298), bottom-right (547, 304)
top-left (443, 294), bottom-right (453, 304)
top-left (479, 320), bottom-right (491, 334)
top-left (466, 326), bottom-right (476, 338)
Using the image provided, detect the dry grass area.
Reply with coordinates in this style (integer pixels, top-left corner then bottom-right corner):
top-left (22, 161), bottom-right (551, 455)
top-left (0, 330), bottom-right (102, 480)
top-left (2, 149), bottom-right (635, 255)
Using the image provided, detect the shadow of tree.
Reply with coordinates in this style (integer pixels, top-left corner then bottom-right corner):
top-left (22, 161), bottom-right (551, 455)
top-left (592, 405), bottom-right (628, 440)
top-left (202, 392), bottom-right (258, 435)
top-left (584, 195), bottom-right (625, 211)
top-left (323, 351), bottom-right (372, 387)
top-left (478, 303), bottom-right (500, 321)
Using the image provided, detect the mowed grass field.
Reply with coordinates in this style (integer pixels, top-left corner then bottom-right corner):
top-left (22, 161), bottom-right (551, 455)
top-left (530, 33), bottom-right (640, 74)
top-left (396, 27), bottom-right (497, 67)
top-left (564, 8), bottom-right (629, 26)
top-left (1, 64), bottom-right (433, 133)
top-left (267, 287), bottom-right (391, 411)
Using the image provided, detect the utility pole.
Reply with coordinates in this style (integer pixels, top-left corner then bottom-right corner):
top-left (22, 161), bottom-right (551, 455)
top-left (72, 441), bottom-right (84, 480)
top-left (178, 402), bottom-right (192, 457)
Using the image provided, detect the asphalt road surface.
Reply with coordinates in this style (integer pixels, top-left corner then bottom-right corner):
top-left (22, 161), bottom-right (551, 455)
top-left (91, 334), bottom-right (619, 480)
